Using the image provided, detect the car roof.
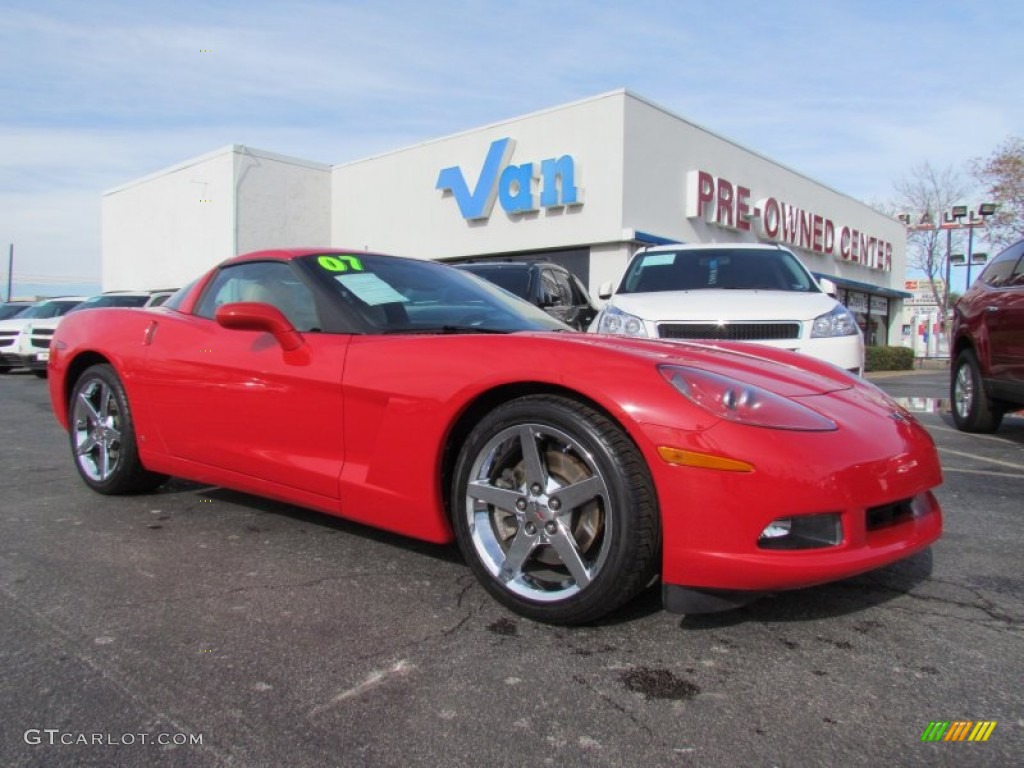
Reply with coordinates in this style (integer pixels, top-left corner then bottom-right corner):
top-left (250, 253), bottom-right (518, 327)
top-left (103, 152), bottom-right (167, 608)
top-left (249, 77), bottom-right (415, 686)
top-left (221, 248), bottom-right (356, 266)
top-left (640, 242), bottom-right (791, 254)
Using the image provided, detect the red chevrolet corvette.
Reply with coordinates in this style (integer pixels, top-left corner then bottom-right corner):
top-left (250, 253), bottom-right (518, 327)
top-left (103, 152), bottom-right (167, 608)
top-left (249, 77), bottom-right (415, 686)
top-left (48, 249), bottom-right (942, 624)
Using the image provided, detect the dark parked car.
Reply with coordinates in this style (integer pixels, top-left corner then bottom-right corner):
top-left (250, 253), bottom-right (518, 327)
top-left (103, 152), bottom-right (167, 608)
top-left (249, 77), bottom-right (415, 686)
top-left (455, 261), bottom-right (598, 331)
top-left (950, 238), bottom-right (1024, 432)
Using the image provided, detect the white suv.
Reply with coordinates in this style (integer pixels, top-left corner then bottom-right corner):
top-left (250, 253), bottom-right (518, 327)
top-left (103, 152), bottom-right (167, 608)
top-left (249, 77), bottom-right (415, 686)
top-left (0, 298), bottom-right (88, 375)
top-left (16, 290), bottom-right (176, 376)
top-left (590, 243), bottom-right (864, 374)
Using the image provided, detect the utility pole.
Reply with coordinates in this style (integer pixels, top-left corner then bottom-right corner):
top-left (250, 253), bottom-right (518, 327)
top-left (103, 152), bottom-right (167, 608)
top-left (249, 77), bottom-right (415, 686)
top-left (6, 244), bottom-right (11, 302)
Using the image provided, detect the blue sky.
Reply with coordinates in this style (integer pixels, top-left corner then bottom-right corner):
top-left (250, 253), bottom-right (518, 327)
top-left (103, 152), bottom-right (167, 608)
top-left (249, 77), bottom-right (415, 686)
top-left (2, 0), bottom-right (1022, 298)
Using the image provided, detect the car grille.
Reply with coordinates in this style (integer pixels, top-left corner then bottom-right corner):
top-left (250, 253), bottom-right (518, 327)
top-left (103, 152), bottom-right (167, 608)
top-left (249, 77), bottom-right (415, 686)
top-left (30, 329), bottom-right (54, 350)
top-left (657, 322), bottom-right (801, 341)
top-left (0, 332), bottom-right (17, 349)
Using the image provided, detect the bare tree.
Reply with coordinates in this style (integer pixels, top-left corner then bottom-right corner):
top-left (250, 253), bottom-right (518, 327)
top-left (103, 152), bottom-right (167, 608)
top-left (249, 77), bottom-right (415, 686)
top-left (970, 136), bottom-right (1024, 250)
top-left (892, 162), bottom-right (968, 318)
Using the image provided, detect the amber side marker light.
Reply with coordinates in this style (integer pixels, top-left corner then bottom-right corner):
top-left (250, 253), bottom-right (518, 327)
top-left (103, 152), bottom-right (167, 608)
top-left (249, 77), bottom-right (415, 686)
top-left (657, 447), bottom-right (754, 473)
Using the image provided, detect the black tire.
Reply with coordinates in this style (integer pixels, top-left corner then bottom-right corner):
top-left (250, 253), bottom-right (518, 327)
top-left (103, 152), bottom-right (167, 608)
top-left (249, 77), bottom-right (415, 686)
top-left (68, 364), bottom-right (167, 494)
top-left (32, 369), bottom-right (47, 379)
top-left (452, 395), bottom-right (659, 624)
top-left (951, 349), bottom-right (1003, 433)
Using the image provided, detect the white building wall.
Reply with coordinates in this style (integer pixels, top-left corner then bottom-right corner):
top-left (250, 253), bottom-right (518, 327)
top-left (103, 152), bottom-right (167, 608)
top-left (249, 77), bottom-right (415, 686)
top-left (102, 92), bottom-right (908, 346)
top-left (103, 146), bottom-right (330, 291)
top-left (620, 93), bottom-right (906, 294)
top-left (330, 92), bottom-right (628, 260)
top-left (102, 147), bottom-right (235, 291)
top-left (235, 147), bottom-right (331, 254)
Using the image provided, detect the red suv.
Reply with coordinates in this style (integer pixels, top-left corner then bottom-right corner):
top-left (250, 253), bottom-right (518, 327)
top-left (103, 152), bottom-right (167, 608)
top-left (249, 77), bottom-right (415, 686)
top-left (950, 238), bottom-right (1024, 432)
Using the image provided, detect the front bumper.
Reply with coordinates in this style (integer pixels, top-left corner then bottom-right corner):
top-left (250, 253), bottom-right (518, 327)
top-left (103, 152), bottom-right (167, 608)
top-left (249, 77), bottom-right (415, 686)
top-left (17, 351), bottom-right (50, 371)
top-left (641, 387), bottom-right (943, 611)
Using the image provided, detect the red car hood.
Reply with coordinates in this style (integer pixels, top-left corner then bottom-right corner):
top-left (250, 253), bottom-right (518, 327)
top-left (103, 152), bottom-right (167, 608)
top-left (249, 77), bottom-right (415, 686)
top-left (552, 333), bottom-right (856, 398)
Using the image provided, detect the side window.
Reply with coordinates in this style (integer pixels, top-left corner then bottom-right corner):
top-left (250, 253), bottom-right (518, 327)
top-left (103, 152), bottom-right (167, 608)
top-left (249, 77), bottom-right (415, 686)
top-left (540, 269), bottom-right (570, 307)
top-left (980, 243), bottom-right (1023, 288)
top-left (551, 270), bottom-right (576, 306)
top-left (194, 262), bottom-right (321, 331)
top-left (1009, 250), bottom-right (1024, 287)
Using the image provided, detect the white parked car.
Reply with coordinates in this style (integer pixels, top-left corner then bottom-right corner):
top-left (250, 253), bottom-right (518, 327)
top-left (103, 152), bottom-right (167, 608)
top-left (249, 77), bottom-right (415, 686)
top-left (590, 243), bottom-right (864, 374)
top-left (0, 297), bottom-right (88, 375)
top-left (15, 290), bottom-right (176, 377)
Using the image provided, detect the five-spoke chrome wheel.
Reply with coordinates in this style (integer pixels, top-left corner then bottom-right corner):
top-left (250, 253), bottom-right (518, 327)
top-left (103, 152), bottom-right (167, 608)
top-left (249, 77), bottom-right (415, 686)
top-left (465, 422), bottom-right (612, 603)
top-left (72, 376), bottom-right (124, 483)
top-left (68, 364), bottom-right (166, 494)
top-left (453, 395), bottom-right (659, 624)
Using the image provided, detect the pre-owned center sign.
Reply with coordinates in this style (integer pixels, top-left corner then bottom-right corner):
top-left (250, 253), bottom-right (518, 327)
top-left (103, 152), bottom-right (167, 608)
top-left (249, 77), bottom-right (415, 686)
top-left (686, 170), bottom-right (893, 272)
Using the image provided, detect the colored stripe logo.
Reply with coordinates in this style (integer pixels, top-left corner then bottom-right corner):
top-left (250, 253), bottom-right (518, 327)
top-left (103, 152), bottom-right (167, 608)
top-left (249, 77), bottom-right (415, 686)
top-left (921, 721), bottom-right (997, 742)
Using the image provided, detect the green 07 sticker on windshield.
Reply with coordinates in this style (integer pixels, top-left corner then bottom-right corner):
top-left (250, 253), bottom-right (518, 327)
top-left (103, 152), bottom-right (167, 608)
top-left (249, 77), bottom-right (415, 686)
top-left (318, 255), bottom-right (364, 272)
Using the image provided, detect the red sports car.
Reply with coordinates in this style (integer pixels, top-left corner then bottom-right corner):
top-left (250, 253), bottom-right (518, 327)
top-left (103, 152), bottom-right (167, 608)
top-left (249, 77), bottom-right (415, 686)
top-left (48, 249), bottom-right (942, 624)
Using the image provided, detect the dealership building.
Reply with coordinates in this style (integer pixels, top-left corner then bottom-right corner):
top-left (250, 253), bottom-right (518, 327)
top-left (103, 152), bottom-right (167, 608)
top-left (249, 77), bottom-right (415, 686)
top-left (103, 89), bottom-right (909, 345)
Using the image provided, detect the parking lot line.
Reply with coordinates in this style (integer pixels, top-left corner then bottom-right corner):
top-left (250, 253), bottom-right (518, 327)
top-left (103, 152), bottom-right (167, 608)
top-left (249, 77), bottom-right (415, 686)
top-left (936, 446), bottom-right (1024, 472)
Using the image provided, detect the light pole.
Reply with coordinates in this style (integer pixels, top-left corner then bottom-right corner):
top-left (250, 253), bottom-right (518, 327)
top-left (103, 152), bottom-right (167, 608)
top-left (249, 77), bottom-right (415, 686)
top-left (901, 203), bottom-right (996, 357)
top-left (904, 203), bottom-right (996, 299)
top-left (941, 206), bottom-right (966, 315)
top-left (964, 203), bottom-right (998, 289)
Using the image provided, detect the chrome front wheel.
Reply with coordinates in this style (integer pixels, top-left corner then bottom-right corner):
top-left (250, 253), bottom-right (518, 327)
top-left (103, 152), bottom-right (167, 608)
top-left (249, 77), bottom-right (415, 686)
top-left (453, 395), bottom-right (659, 624)
top-left (465, 422), bottom-right (613, 603)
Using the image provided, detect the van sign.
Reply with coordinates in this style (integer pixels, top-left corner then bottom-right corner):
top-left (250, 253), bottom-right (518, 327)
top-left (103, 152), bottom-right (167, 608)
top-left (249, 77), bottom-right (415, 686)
top-left (436, 137), bottom-right (583, 220)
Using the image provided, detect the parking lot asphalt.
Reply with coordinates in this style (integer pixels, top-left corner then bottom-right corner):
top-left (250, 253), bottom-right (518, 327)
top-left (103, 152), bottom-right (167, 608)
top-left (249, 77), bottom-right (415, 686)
top-left (1, 369), bottom-right (1021, 767)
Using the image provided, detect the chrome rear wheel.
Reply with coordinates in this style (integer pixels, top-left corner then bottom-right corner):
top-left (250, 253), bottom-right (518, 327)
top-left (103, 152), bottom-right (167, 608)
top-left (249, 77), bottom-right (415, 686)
top-left (72, 376), bottom-right (124, 483)
top-left (68, 364), bottom-right (166, 494)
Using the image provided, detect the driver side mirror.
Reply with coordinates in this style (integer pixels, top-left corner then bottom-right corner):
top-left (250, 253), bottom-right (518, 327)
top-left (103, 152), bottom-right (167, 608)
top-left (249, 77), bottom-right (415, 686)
top-left (215, 302), bottom-right (304, 351)
top-left (818, 278), bottom-right (837, 297)
top-left (598, 281), bottom-right (614, 300)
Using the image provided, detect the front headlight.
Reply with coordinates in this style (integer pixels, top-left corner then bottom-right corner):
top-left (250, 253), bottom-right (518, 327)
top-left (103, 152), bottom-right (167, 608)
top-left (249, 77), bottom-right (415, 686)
top-left (659, 365), bottom-right (838, 431)
top-left (596, 305), bottom-right (649, 337)
top-left (811, 304), bottom-right (859, 338)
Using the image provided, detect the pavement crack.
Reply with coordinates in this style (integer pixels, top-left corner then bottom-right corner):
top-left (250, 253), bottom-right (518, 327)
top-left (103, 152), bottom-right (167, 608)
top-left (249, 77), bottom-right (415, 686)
top-left (442, 576), bottom-right (485, 637)
top-left (857, 574), bottom-right (1023, 629)
top-left (572, 673), bottom-right (657, 741)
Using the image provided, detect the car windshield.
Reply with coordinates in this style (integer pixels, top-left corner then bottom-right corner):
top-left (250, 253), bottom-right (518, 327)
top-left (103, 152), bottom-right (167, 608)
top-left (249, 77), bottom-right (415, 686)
top-left (0, 304), bottom-right (30, 320)
top-left (618, 248), bottom-right (818, 294)
top-left (18, 300), bottom-right (84, 319)
top-left (457, 265), bottom-right (531, 300)
top-left (303, 253), bottom-right (569, 334)
top-left (67, 295), bottom-right (149, 313)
